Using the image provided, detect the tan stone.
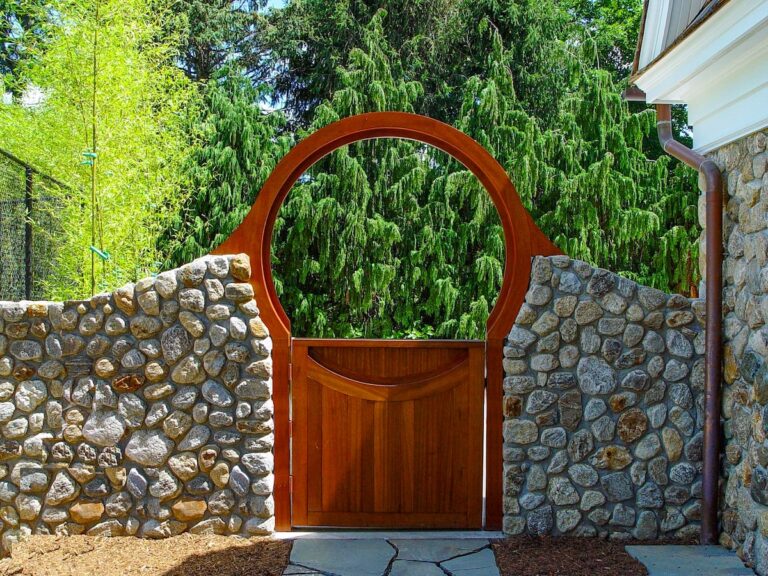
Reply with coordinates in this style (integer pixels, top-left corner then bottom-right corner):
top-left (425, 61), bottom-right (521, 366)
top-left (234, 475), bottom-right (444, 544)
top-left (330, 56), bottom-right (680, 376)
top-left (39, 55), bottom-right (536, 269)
top-left (210, 462), bottom-right (230, 488)
top-left (616, 408), bottom-right (647, 443)
top-left (67, 464), bottom-right (96, 484)
top-left (591, 446), bottom-right (632, 470)
top-left (230, 254), bottom-right (251, 281)
top-left (249, 317), bottom-right (269, 338)
top-left (69, 502), bottom-right (104, 524)
top-left (724, 344), bottom-right (738, 384)
top-left (172, 499), bottom-right (207, 522)
top-left (105, 467), bottom-right (127, 488)
top-left (662, 427), bottom-right (683, 461)
top-left (144, 362), bottom-right (166, 383)
top-left (94, 358), bottom-right (117, 378)
top-left (62, 424), bottom-right (83, 443)
top-left (199, 448), bottom-right (218, 472)
top-left (26, 303), bottom-right (48, 318)
top-left (113, 285), bottom-right (136, 315)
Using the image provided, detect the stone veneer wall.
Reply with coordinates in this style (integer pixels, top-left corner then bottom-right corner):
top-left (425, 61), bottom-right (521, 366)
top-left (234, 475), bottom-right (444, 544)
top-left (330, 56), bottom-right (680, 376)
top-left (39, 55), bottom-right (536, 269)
top-left (503, 255), bottom-right (705, 540)
top-left (0, 254), bottom-right (274, 553)
top-left (708, 130), bottom-right (768, 573)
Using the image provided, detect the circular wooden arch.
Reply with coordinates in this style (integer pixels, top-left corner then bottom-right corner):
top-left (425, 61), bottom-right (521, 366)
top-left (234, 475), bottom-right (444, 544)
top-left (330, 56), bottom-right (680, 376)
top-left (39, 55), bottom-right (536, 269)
top-left (214, 112), bottom-right (560, 530)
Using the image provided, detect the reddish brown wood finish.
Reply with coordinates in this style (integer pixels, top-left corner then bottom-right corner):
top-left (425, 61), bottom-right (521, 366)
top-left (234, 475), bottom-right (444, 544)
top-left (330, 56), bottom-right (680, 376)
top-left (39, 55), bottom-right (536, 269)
top-left (292, 338), bottom-right (485, 529)
top-left (213, 112), bottom-right (561, 530)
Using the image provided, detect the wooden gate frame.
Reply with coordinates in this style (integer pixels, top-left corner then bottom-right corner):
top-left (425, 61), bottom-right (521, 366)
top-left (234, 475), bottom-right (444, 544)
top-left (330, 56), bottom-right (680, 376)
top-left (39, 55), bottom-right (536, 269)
top-left (213, 112), bottom-right (561, 531)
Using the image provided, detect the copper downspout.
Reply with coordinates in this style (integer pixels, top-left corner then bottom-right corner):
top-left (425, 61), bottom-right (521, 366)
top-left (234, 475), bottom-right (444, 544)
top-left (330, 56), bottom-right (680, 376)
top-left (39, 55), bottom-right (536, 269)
top-left (623, 89), bottom-right (723, 545)
top-left (655, 104), bottom-right (723, 545)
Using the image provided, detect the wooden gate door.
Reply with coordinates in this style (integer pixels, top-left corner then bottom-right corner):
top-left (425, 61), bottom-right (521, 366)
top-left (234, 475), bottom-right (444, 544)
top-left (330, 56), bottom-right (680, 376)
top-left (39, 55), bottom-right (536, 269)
top-left (291, 338), bottom-right (485, 529)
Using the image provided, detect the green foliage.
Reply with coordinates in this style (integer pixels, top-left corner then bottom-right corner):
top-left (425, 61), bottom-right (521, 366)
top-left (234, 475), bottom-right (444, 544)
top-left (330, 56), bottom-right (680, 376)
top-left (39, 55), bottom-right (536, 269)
top-left (0, 0), bottom-right (195, 298)
top-left (158, 72), bottom-right (292, 267)
top-left (0, 0), bottom-right (51, 95)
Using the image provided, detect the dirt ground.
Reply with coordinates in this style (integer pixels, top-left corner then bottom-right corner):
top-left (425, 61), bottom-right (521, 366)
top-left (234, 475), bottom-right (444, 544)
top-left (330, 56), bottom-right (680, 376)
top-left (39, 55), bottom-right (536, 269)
top-left (493, 536), bottom-right (649, 576)
top-left (0, 534), bottom-right (292, 576)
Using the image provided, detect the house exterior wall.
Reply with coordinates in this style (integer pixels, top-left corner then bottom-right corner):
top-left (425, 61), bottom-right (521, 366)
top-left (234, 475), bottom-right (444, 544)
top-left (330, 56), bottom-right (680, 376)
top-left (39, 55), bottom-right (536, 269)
top-left (502, 256), bottom-right (705, 539)
top-left (706, 129), bottom-right (768, 572)
top-left (0, 254), bottom-right (275, 554)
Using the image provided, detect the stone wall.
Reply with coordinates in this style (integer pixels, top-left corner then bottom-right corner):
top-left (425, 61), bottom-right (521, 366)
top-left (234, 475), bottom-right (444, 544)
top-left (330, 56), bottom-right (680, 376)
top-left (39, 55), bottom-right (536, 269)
top-left (708, 129), bottom-right (768, 572)
top-left (503, 255), bottom-right (705, 540)
top-left (0, 254), bottom-right (274, 553)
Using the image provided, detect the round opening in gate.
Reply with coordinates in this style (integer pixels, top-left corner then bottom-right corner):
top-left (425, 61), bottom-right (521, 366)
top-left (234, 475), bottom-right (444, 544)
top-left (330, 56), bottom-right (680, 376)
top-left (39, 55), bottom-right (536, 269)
top-left (271, 139), bottom-right (505, 340)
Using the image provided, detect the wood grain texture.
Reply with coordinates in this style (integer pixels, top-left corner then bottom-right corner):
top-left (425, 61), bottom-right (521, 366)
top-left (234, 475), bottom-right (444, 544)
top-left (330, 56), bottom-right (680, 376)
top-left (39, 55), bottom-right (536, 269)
top-left (211, 112), bottom-right (562, 530)
top-left (292, 339), bottom-right (485, 529)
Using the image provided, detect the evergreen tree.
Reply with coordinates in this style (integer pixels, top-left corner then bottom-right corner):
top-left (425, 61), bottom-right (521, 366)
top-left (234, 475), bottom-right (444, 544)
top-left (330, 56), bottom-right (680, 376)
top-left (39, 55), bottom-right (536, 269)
top-left (159, 4), bottom-right (700, 338)
top-left (158, 72), bottom-right (292, 267)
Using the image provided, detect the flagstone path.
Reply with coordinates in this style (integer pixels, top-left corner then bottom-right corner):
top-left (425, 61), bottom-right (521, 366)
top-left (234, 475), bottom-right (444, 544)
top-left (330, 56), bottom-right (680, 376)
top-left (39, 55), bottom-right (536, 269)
top-left (283, 538), bottom-right (500, 576)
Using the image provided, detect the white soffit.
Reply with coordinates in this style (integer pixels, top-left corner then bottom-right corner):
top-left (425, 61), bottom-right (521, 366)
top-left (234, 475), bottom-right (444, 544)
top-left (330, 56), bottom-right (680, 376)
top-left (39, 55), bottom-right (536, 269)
top-left (634, 0), bottom-right (768, 153)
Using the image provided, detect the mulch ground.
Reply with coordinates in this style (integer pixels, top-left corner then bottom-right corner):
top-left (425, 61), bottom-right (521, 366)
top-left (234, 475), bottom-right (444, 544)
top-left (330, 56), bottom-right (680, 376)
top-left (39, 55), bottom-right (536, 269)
top-left (492, 536), bottom-right (649, 576)
top-left (0, 533), bottom-right (292, 576)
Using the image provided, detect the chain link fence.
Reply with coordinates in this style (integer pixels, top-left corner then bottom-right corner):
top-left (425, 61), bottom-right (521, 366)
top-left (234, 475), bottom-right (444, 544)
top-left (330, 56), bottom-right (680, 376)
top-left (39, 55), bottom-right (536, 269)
top-left (0, 148), bottom-right (67, 301)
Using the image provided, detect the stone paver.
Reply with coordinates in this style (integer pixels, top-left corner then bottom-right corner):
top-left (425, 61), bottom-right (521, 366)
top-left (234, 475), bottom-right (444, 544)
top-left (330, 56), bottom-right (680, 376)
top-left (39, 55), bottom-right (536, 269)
top-left (283, 537), bottom-right (499, 576)
top-left (626, 545), bottom-right (753, 576)
top-left (392, 539), bottom-right (488, 562)
top-left (289, 539), bottom-right (395, 576)
top-left (441, 548), bottom-right (500, 575)
top-left (389, 560), bottom-right (446, 575)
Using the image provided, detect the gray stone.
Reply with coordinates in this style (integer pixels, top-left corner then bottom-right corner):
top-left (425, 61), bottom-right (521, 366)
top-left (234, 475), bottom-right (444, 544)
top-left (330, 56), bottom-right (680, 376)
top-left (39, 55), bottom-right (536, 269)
top-left (559, 272), bottom-right (582, 294)
top-left (125, 430), bottom-right (174, 466)
top-left (621, 370), bottom-right (649, 391)
top-left (610, 503), bottom-right (636, 527)
top-left (14, 380), bottom-right (46, 412)
top-left (568, 463), bottom-right (598, 487)
top-left (568, 429), bottom-right (594, 462)
top-left (637, 482), bottom-right (664, 509)
top-left (584, 398), bottom-right (607, 421)
top-left (526, 390), bottom-right (557, 413)
top-left (548, 477), bottom-right (579, 505)
top-left (82, 410), bottom-right (126, 447)
top-left (600, 472), bottom-right (633, 502)
top-left (670, 463), bottom-right (697, 484)
top-left (541, 427), bottom-right (567, 448)
top-left (634, 434), bottom-right (662, 460)
top-left (666, 330), bottom-right (693, 359)
top-left (126, 468), bottom-right (147, 498)
top-left (178, 425), bottom-right (210, 451)
top-left (580, 490), bottom-right (605, 511)
top-left (526, 506), bottom-right (553, 535)
top-left (577, 357), bottom-right (617, 395)
top-left (202, 380), bottom-right (234, 408)
top-left (161, 325), bottom-right (193, 364)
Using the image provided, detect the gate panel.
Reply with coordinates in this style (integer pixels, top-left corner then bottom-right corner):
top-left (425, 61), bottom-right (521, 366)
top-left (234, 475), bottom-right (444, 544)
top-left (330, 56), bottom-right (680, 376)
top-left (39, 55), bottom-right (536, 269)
top-left (291, 339), bottom-right (485, 529)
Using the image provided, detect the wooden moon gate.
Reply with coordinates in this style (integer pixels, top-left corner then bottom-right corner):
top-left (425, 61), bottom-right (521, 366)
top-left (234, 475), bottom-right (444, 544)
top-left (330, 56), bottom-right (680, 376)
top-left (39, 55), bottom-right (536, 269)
top-left (213, 111), bottom-right (561, 530)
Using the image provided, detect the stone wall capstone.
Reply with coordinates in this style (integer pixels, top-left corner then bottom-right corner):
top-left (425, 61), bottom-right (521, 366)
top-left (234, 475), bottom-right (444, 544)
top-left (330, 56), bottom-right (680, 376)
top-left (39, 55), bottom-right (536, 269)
top-left (503, 255), bottom-right (705, 540)
top-left (0, 254), bottom-right (274, 553)
top-left (707, 129), bottom-right (768, 572)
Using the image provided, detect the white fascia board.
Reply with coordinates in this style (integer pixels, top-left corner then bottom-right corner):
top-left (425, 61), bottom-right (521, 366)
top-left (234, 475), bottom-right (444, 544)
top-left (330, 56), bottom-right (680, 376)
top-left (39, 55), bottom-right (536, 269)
top-left (634, 0), bottom-right (768, 152)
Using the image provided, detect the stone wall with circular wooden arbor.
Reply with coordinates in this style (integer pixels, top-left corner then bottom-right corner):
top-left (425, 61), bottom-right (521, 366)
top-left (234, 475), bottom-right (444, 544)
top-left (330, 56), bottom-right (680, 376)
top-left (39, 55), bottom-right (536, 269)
top-left (213, 111), bottom-right (561, 530)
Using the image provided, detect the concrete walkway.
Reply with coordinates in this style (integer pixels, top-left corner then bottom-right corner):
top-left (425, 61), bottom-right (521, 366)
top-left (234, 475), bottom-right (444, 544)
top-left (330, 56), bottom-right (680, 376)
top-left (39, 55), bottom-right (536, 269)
top-left (283, 537), bottom-right (500, 576)
top-left (626, 545), bottom-right (753, 576)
